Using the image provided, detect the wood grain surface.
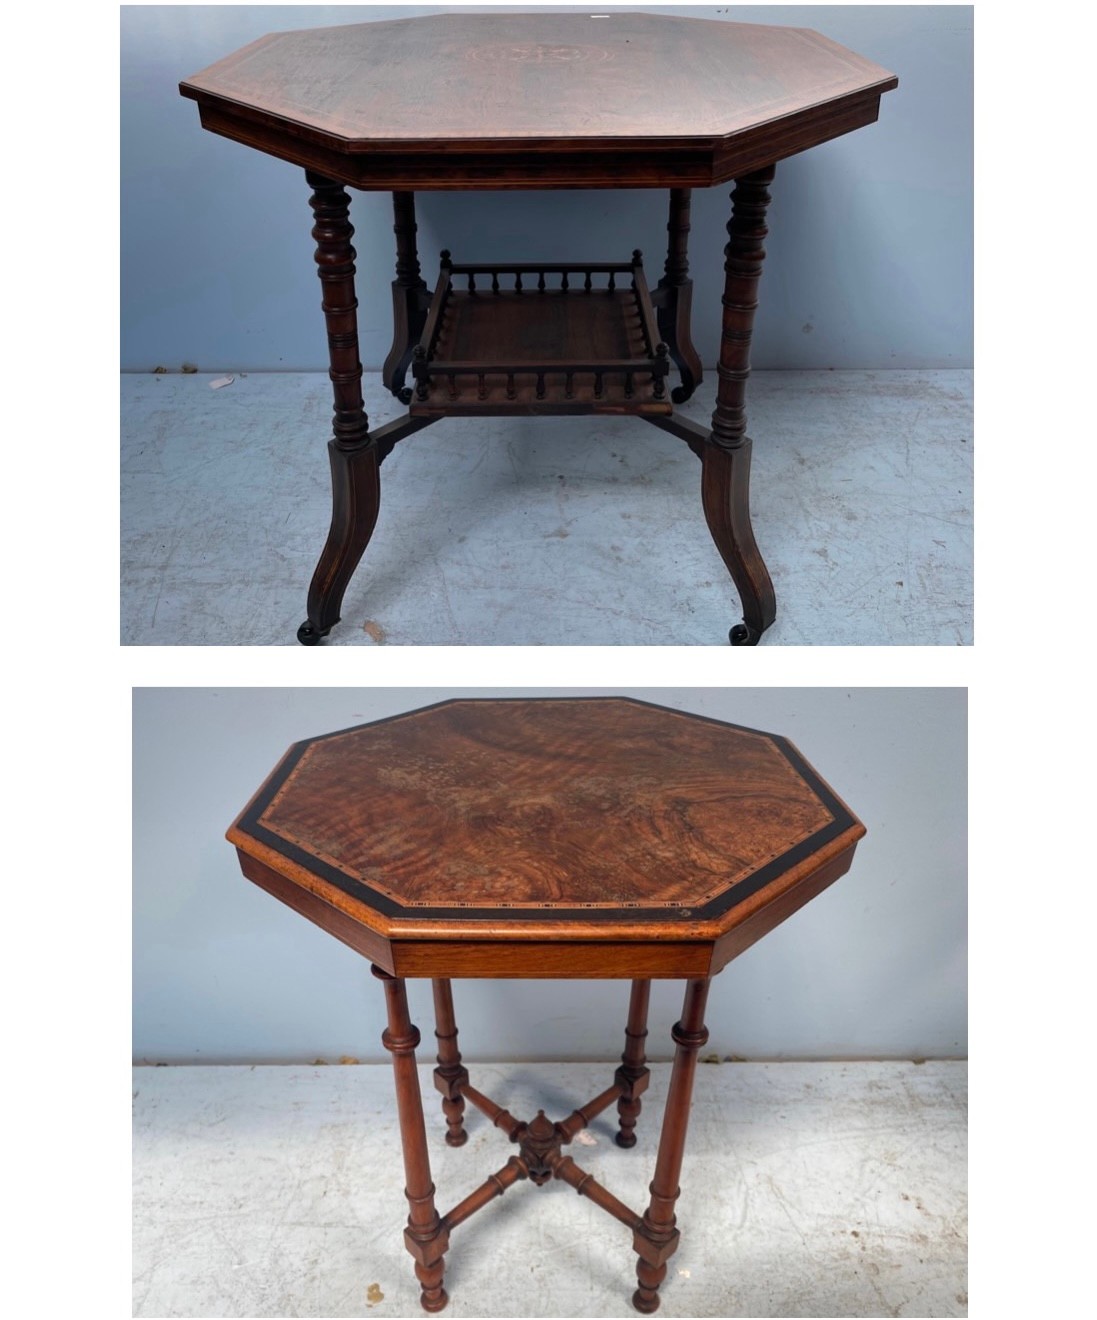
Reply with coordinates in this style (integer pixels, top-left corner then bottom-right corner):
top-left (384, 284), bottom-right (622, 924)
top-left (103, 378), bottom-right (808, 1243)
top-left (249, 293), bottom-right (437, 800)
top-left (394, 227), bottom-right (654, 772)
top-left (181, 13), bottom-right (894, 146)
top-left (228, 699), bottom-right (865, 977)
top-left (256, 699), bottom-right (832, 909)
top-left (180, 12), bottom-right (897, 189)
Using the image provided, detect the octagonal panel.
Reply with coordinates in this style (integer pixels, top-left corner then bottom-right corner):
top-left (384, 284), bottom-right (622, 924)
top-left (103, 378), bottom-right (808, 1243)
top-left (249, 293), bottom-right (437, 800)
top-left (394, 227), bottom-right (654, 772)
top-left (182, 13), bottom-right (894, 146)
top-left (230, 698), bottom-right (859, 928)
top-left (181, 13), bottom-right (897, 189)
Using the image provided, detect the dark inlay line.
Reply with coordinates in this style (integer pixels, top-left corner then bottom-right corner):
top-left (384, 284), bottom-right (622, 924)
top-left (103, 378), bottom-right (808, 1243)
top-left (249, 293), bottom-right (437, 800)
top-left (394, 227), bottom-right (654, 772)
top-left (236, 710), bottom-right (857, 926)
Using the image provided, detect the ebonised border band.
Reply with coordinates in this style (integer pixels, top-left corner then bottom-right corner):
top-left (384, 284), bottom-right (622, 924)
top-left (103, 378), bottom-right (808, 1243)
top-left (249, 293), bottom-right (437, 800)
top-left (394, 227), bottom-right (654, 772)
top-left (235, 699), bottom-right (859, 927)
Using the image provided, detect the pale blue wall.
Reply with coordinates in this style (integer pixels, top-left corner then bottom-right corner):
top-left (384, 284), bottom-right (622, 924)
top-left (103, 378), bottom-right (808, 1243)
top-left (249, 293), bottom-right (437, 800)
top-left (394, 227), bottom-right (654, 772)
top-left (121, 5), bottom-right (972, 372)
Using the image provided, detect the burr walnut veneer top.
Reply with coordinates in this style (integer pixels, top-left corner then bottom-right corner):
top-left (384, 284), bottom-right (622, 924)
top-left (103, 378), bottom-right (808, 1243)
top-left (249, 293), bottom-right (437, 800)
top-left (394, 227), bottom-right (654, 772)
top-left (180, 12), bottom-right (897, 190)
top-left (228, 699), bottom-right (865, 979)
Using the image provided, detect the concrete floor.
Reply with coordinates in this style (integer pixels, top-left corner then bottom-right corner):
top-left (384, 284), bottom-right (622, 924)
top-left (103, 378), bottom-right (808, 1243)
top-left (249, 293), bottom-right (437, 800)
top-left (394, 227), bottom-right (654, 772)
top-left (132, 1061), bottom-right (967, 1317)
top-left (120, 370), bottom-right (972, 645)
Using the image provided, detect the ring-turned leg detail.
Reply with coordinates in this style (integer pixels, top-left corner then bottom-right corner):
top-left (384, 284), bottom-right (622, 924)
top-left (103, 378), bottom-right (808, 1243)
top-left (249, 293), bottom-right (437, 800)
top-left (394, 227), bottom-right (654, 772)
top-left (615, 979), bottom-right (651, 1148)
top-left (374, 967), bottom-right (451, 1313)
top-left (654, 189), bottom-right (704, 404)
top-left (704, 164), bottom-right (777, 646)
top-left (298, 171), bottom-right (380, 645)
top-left (632, 977), bottom-right (711, 1314)
top-left (432, 978), bottom-right (469, 1147)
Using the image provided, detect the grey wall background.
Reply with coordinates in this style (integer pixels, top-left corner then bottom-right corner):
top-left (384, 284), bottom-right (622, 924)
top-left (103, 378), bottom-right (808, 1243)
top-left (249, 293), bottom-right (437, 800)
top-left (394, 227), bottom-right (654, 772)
top-left (121, 5), bottom-right (973, 373)
top-left (133, 687), bottom-right (967, 1063)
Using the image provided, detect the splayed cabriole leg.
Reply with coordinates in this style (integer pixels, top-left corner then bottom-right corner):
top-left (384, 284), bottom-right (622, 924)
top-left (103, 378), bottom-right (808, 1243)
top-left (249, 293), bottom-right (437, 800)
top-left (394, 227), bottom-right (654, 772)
top-left (703, 164), bottom-right (777, 647)
top-left (632, 977), bottom-right (711, 1314)
top-left (652, 188), bottom-right (704, 404)
top-left (432, 979), bottom-right (469, 1147)
top-left (298, 438), bottom-right (380, 645)
top-left (297, 171), bottom-right (380, 646)
top-left (702, 439), bottom-right (775, 646)
top-left (383, 191), bottom-right (430, 403)
top-left (374, 967), bottom-right (450, 1313)
top-left (615, 979), bottom-right (651, 1147)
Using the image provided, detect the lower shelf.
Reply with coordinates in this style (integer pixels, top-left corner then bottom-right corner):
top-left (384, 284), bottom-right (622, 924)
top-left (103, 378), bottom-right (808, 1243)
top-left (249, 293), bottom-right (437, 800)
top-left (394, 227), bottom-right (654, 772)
top-left (410, 257), bottom-right (673, 417)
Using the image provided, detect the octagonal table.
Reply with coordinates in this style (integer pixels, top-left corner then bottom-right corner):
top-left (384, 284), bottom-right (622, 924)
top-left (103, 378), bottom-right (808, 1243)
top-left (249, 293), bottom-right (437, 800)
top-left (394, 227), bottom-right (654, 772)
top-left (180, 11), bottom-right (897, 645)
top-left (228, 697), bottom-right (865, 1312)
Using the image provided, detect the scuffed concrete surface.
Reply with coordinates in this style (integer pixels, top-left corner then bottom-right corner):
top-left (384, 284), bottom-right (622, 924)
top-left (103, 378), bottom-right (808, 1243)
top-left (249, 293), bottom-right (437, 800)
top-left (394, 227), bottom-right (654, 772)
top-left (120, 370), bottom-right (972, 645)
top-left (133, 1061), bottom-right (967, 1316)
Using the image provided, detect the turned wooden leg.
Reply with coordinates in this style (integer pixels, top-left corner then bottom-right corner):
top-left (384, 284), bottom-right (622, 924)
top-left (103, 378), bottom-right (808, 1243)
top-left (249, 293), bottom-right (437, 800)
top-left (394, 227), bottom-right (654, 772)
top-left (632, 977), bottom-right (711, 1314)
top-left (654, 188), bottom-right (704, 404)
top-left (382, 191), bottom-right (430, 403)
top-left (615, 979), bottom-right (651, 1148)
top-left (432, 979), bottom-right (469, 1147)
top-left (373, 967), bottom-right (450, 1313)
top-left (703, 164), bottom-right (777, 647)
top-left (297, 171), bottom-right (380, 646)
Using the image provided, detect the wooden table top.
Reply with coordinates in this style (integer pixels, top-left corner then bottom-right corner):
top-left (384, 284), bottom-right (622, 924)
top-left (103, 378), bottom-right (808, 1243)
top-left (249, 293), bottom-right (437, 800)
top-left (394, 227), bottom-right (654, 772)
top-left (180, 11), bottom-right (897, 190)
top-left (229, 699), bottom-right (864, 979)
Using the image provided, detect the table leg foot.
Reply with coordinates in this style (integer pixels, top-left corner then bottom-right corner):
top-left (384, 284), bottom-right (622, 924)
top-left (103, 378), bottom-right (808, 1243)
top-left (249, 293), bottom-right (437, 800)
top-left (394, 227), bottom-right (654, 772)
top-left (411, 1252), bottom-right (449, 1312)
top-left (296, 621), bottom-right (328, 645)
top-left (615, 979), bottom-right (651, 1148)
top-left (632, 1271), bottom-right (665, 1314)
top-left (701, 439), bottom-right (775, 645)
top-left (432, 978), bottom-right (470, 1147)
top-left (729, 622), bottom-right (760, 647)
top-left (298, 439), bottom-right (381, 644)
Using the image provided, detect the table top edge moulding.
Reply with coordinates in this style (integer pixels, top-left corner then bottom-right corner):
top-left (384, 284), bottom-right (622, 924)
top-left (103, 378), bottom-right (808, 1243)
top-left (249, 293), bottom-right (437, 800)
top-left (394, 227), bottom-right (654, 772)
top-left (179, 12), bottom-right (898, 191)
top-left (227, 697), bottom-right (866, 978)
